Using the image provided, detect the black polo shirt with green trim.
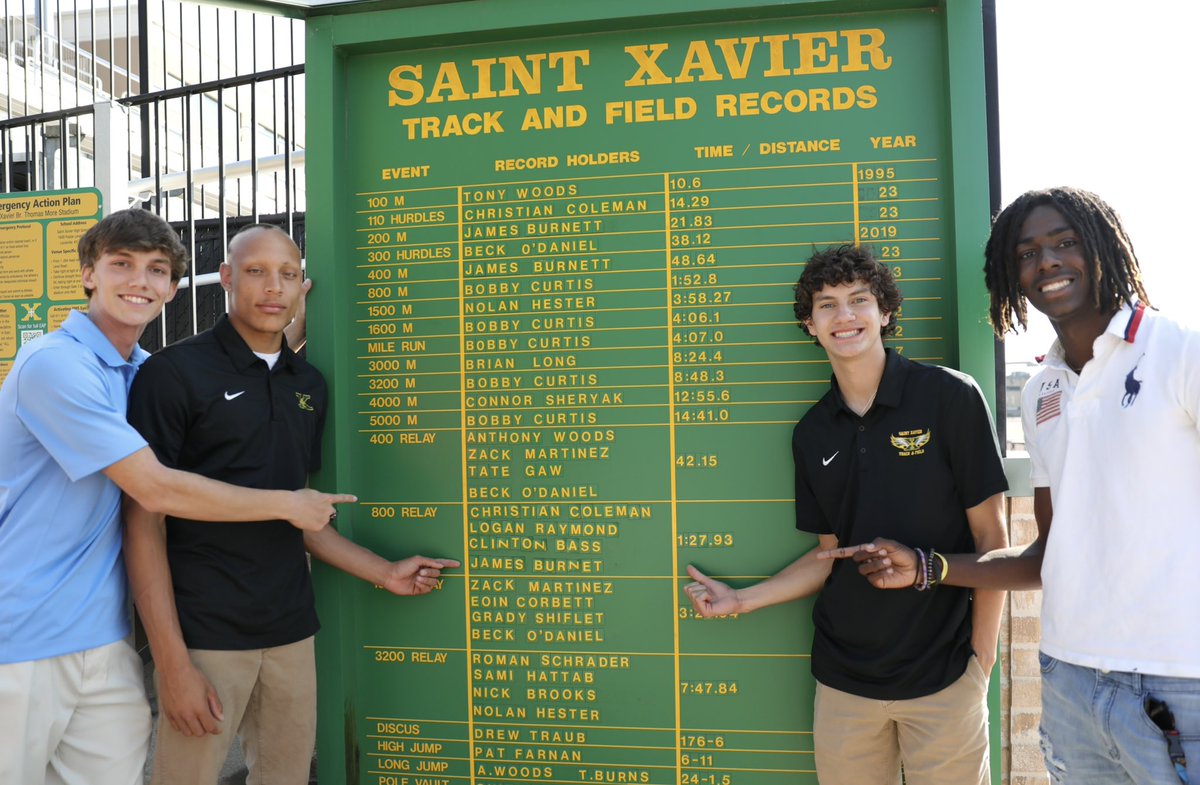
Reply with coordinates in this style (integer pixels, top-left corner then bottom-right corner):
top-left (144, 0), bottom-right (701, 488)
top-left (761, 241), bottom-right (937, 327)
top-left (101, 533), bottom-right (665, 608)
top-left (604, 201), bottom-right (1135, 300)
top-left (127, 315), bottom-right (326, 650)
top-left (793, 348), bottom-right (1007, 700)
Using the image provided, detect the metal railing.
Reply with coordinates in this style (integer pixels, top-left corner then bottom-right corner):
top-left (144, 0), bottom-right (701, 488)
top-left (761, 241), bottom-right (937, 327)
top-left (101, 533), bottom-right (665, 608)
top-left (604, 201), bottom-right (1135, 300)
top-left (1, 0), bottom-right (307, 347)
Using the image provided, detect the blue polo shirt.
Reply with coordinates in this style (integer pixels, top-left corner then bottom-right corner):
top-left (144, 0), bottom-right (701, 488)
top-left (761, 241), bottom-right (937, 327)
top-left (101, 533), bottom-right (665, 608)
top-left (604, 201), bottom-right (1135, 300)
top-left (0, 310), bottom-right (149, 664)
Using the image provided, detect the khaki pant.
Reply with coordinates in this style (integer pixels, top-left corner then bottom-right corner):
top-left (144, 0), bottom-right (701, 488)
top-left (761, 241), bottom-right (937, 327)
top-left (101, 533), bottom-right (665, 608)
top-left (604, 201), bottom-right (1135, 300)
top-left (150, 636), bottom-right (316, 785)
top-left (813, 654), bottom-right (990, 785)
top-left (0, 639), bottom-right (151, 785)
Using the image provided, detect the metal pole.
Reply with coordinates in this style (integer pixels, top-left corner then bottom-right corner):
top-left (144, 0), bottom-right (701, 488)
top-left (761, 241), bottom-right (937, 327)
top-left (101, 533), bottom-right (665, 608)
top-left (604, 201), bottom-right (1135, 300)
top-left (137, 0), bottom-right (149, 182)
top-left (93, 100), bottom-right (128, 213)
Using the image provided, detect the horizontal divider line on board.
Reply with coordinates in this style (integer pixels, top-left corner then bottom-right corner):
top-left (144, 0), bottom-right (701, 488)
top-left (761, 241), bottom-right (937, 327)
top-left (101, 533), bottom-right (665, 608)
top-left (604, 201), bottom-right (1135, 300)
top-left (354, 178), bottom-right (939, 211)
top-left (352, 336), bottom-right (940, 354)
top-left (362, 650), bottom-right (808, 660)
top-left (368, 572), bottom-right (792, 579)
top-left (367, 757), bottom-right (815, 775)
top-left (354, 161), bottom-right (938, 198)
top-left (357, 259), bottom-right (873, 272)
top-left (355, 358), bottom-right (839, 369)
top-left (365, 738), bottom-right (811, 757)
top-left (359, 501), bottom-right (789, 506)
top-left (365, 716), bottom-right (815, 737)
top-left (356, 237), bottom-right (941, 254)
top-left (355, 213), bottom-right (942, 232)
top-left (359, 421), bottom-right (818, 428)
top-left (355, 383), bottom-right (824, 394)
top-left (355, 400), bottom-right (820, 410)
top-left (356, 279), bottom-right (817, 290)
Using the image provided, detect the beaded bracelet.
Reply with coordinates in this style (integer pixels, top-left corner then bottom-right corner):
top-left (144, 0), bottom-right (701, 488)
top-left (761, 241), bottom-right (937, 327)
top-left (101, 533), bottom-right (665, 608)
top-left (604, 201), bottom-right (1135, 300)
top-left (915, 549), bottom-right (948, 591)
top-left (914, 547), bottom-right (947, 591)
top-left (927, 549), bottom-right (942, 590)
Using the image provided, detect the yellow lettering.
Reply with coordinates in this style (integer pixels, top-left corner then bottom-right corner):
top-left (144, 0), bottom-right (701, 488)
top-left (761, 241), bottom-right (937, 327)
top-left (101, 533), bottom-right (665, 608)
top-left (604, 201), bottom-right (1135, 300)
top-left (548, 50), bottom-right (590, 92)
top-left (427, 61), bottom-right (469, 103)
top-left (624, 43), bottom-right (671, 86)
top-left (498, 53), bottom-right (546, 97)
top-left (713, 37), bottom-right (757, 79)
top-left (387, 65), bottom-right (422, 106)
top-left (675, 40), bottom-right (722, 83)
top-left (471, 58), bottom-right (499, 99)
top-left (794, 31), bottom-right (839, 74)
top-left (842, 28), bottom-right (892, 72)
top-left (762, 34), bottom-right (791, 77)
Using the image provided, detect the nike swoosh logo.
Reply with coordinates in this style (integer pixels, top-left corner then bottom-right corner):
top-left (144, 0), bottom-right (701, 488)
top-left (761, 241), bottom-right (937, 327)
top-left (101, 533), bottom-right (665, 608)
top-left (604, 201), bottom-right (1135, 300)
top-left (822, 451), bottom-right (839, 466)
top-left (224, 391), bottom-right (246, 401)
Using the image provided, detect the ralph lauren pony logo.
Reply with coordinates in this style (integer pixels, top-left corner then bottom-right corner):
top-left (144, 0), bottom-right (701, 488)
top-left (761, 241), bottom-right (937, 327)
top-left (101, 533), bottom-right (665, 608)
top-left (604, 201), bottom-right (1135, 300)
top-left (1121, 355), bottom-right (1144, 409)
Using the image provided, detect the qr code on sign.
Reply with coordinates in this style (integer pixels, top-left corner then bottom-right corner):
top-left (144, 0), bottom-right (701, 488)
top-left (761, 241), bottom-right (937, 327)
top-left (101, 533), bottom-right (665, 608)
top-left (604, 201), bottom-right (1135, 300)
top-left (21, 330), bottom-right (44, 345)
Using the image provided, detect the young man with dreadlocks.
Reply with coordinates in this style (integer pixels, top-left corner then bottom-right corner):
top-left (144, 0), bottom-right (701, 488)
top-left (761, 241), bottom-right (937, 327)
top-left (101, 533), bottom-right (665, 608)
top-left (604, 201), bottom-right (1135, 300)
top-left (823, 186), bottom-right (1200, 783)
top-left (684, 244), bottom-right (1008, 785)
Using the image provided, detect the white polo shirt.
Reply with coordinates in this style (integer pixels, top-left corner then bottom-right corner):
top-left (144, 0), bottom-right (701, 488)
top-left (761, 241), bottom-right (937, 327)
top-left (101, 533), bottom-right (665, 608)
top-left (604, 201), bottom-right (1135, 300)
top-left (1023, 304), bottom-right (1200, 677)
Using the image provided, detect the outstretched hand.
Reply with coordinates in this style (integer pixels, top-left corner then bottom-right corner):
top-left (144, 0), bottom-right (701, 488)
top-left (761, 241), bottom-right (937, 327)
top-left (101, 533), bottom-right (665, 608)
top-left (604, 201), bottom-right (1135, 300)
top-left (378, 556), bottom-right (460, 596)
top-left (683, 564), bottom-right (743, 617)
top-left (288, 488), bottom-right (357, 532)
top-left (816, 538), bottom-right (918, 590)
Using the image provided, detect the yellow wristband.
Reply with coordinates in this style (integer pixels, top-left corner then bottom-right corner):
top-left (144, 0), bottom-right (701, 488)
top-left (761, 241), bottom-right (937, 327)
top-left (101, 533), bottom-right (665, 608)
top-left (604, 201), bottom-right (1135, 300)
top-left (936, 551), bottom-right (949, 582)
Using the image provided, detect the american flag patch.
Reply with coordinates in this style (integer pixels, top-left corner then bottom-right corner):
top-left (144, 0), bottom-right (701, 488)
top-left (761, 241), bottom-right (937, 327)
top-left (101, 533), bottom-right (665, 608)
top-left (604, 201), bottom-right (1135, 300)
top-left (1036, 390), bottom-right (1062, 425)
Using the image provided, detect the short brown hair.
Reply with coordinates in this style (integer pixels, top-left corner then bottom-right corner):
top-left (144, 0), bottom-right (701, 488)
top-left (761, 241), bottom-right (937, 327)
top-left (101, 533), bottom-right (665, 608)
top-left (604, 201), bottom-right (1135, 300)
top-left (78, 209), bottom-right (189, 297)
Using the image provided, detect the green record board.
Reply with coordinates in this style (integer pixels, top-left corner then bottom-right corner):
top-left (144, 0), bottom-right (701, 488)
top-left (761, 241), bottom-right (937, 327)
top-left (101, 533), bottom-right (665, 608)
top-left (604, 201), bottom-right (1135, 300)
top-left (306, 2), bottom-right (996, 784)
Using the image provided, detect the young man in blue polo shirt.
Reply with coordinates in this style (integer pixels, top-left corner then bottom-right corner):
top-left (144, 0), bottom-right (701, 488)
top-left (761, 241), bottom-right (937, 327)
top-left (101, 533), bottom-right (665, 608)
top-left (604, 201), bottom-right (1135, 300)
top-left (828, 187), bottom-right (1200, 784)
top-left (123, 224), bottom-right (459, 785)
top-left (684, 245), bottom-right (1008, 785)
top-left (0, 210), bottom-right (354, 785)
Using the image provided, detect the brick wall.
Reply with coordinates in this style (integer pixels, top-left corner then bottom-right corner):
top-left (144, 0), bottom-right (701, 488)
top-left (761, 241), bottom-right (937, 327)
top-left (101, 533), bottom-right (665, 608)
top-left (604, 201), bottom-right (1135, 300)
top-left (999, 495), bottom-right (1049, 785)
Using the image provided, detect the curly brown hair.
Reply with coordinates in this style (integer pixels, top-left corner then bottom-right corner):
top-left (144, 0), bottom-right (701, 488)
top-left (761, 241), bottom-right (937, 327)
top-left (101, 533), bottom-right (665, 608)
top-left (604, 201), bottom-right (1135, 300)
top-left (793, 244), bottom-right (903, 340)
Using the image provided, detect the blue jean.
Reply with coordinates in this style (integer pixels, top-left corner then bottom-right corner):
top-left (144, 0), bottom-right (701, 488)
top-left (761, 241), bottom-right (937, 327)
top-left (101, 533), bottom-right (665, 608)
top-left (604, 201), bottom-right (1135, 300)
top-left (1040, 652), bottom-right (1200, 784)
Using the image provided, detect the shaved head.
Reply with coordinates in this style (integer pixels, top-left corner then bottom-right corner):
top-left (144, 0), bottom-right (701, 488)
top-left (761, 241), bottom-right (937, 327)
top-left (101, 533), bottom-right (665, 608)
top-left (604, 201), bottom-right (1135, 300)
top-left (228, 224), bottom-right (299, 264)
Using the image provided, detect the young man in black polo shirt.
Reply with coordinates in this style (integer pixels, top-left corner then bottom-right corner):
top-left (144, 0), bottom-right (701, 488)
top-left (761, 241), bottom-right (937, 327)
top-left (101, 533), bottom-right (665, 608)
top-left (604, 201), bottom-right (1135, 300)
top-left (684, 245), bottom-right (1008, 785)
top-left (123, 225), bottom-right (459, 784)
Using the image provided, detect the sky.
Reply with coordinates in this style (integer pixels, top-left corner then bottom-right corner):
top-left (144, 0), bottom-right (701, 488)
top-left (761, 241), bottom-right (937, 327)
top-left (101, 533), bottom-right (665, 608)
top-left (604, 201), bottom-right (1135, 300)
top-left (994, 1), bottom-right (1199, 363)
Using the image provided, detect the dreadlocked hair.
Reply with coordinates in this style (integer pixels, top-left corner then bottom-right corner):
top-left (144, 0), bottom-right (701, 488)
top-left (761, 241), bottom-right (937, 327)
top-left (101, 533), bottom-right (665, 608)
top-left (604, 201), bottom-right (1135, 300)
top-left (983, 187), bottom-right (1150, 337)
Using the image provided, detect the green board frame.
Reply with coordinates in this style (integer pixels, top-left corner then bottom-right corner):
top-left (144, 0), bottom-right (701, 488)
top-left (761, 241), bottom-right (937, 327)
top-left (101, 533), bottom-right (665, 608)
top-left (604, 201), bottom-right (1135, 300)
top-left (306, 3), bottom-right (998, 783)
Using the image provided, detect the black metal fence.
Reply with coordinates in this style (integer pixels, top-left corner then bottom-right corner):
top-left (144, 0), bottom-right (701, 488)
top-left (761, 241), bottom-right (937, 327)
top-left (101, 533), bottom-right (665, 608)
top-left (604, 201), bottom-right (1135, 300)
top-left (140, 212), bottom-right (306, 352)
top-left (1, 0), bottom-right (307, 346)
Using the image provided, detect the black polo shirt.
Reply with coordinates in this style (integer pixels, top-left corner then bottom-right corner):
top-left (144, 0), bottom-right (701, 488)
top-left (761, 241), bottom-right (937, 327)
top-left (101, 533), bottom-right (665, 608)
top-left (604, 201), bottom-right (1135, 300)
top-left (794, 349), bottom-right (1007, 700)
top-left (127, 315), bottom-right (326, 650)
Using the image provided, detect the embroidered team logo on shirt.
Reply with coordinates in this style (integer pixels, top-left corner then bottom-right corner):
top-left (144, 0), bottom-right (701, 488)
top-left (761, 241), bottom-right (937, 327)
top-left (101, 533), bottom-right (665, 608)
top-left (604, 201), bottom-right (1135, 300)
top-left (295, 392), bottom-right (314, 412)
top-left (890, 429), bottom-right (930, 456)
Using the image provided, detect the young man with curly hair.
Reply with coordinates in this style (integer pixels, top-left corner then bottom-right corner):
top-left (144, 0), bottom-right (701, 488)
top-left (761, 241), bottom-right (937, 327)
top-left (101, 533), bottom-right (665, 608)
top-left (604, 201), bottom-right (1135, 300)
top-left (827, 187), bottom-right (1200, 784)
top-left (684, 244), bottom-right (1008, 785)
